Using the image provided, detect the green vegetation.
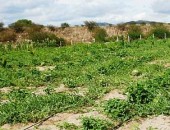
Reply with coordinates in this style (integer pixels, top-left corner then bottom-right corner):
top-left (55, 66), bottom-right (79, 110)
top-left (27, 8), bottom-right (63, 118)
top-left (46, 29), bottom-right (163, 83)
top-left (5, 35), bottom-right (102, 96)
top-left (93, 28), bottom-right (108, 42)
top-left (0, 39), bottom-right (170, 129)
top-left (0, 29), bottom-right (17, 42)
top-left (82, 117), bottom-right (111, 130)
top-left (128, 25), bottom-right (143, 40)
top-left (61, 23), bottom-right (70, 28)
top-left (84, 21), bottom-right (98, 31)
top-left (151, 25), bottom-right (170, 39)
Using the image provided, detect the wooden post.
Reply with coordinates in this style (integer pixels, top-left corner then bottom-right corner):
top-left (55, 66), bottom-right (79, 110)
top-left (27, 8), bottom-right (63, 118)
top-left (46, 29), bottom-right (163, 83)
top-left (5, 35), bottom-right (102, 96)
top-left (93, 38), bottom-right (95, 43)
top-left (116, 36), bottom-right (119, 42)
top-left (153, 34), bottom-right (155, 39)
top-left (128, 35), bottom-right (130, 42)
top-left (140, 35), bottom-right (142, 40)
top-left (165, 33), bottom-right (167, 39)
top-left (71, 40), bottom-right (73, 45)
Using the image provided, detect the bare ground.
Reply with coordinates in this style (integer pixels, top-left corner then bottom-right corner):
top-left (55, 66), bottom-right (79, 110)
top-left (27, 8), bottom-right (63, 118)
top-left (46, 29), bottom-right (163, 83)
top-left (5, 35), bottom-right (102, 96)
top-left (118, 115), bottom-right (170, 130)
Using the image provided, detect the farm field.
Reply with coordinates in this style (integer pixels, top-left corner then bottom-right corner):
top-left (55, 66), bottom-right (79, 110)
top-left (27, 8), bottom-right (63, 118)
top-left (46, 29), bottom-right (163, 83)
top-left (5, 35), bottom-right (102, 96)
top-left (0, 39), bottom-right (170, 130)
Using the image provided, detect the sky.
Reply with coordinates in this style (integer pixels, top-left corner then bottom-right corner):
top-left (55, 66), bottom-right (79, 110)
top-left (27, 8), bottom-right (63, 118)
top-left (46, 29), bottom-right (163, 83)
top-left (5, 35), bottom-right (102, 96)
top-left (0, 0), bottom-right (170, 26)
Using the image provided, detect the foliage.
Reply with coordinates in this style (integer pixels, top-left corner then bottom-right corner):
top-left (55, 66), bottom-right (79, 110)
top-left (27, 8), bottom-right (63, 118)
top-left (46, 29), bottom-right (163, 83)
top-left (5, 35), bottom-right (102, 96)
top-left (150, 25), bottom-right (170, 39)
top-left (61, 23), bottom-right (70, 28)
top-left (47, 25), bottom-right (56, 31)
top-left (84, 21), bottom-right (98, 31)
top-left (29, 32), bottom-right (66, 47)
top-left (9, 19), bottom-right (33, 33)
top-left (82, 117), bottom-right (111, 130)
top-left (104, 99), bottom-right (133, 121)
top-left (128, 25), bottom-right (143, 40)
top-left (0, 22), bottom-right (4, 31)
top-left (104, 72), bottom-right (170, 122)
top-left (117, 24), bottom-right (127, 31)
top-left (58, 122), bottom-right (78, 130)
top-left (93, 28), bottom-right (108, 42)
top-left (0, 29), bottom-right (17, 42)
top-left (0, 92), bottom-right (88, 125)
top-left (0, 39), bottom-right (170, 127)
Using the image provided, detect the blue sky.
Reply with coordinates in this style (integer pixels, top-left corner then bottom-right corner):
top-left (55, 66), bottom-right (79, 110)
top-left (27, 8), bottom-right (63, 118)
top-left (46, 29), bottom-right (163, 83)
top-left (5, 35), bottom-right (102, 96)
top-left (0, 0), bottom-right (170, 26)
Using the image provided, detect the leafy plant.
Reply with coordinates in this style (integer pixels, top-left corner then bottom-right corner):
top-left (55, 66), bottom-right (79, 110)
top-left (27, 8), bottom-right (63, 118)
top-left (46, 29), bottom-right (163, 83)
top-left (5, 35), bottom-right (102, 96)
top-left (82, 117), bottom-right (111, 130)
top-left (104, 99), bottom-right (133, 121)
top-left (84, 21), bottom-right (98, 31)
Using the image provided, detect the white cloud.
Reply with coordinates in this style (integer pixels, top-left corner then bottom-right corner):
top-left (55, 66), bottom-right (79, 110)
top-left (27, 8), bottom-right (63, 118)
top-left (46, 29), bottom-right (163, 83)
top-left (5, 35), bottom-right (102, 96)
top-left (0, 0), bottom-right (169, 26)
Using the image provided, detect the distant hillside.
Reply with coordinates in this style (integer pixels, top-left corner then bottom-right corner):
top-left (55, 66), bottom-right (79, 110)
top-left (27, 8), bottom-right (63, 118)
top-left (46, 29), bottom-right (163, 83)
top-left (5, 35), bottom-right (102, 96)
top-left (97, 22), bottom-right (112, 26)
top-left (120, 20), bottom-right (167, 25)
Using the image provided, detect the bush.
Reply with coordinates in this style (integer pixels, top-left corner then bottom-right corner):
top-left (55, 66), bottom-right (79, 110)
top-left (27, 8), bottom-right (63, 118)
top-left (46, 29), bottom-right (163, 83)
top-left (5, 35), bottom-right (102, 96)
top-left (117, 23), bottom-right (127, 31)
top-left (128, 25), bottom-right (143, 40)
top-left (84, 21), bottom-right (98, 31)
top-left (0, 22), bottom-right (4, 31)
top-left (150, 25), bottom-right (170, 39)
top-left (61, 23), bottom-right (70, 29)
top-left (0, 29), bottom-right (17, 42)
top-left (29, 32), bottom-right (66, 47)
top-left (93, 28), bottom-right (108, 42)
top-left (9, 19), bottom-right (33, 33)
top-left (104, 99), bottom-right (133, 121)
top-left (47, 25), bottom-right (56, 31)
top-left (82, 117), bottom-right (111, 130)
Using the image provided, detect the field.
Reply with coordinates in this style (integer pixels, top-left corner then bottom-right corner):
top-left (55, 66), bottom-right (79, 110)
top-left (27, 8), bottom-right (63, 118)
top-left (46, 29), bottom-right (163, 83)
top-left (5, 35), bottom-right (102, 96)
top-left (0, 39), bottom-right (170, 130)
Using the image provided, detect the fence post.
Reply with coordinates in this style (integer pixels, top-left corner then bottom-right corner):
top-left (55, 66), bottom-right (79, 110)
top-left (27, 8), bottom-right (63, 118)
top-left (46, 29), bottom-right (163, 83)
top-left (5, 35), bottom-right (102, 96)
top-left (71, 40), bottom-right (73, 45)
top-left (140, 35), bottom-right (142, 40)
top-left (153, 34), bottom-right (155, 39)
top-left (165, 33), bottom-right (167, 39)
top-left (116, 36), bottom-right (119, 42)
top-left (128, 35), bottom-right (130, 42)
top-left (93, 38), bottom-right (95, 43)
top-left (82, 39), bottom-right (84, 43)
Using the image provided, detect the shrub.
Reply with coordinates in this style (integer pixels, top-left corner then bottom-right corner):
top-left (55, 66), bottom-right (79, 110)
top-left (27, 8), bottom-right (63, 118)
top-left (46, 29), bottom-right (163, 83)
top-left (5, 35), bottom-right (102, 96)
top-left (117, 23), bottom-right (127, 31)
top-left (150, 25), bottom-right (170, 39)
top-left (82, 117), bottom-right (111, 130)
top-left (9, 19), bottom-right (33, 33)
top-left (0, 29), bottom-right (17, 42)
top-left (25, 24), bottom-right (44, 34)
top-left (128, 25), bottom-right (143, 40)
top-left (0, 22), bottom-right (4, 31)
top-left (84, 21), bottom-right (98, 31)
top-left (47, 25), bottom-right (56, 31)
top-left (29, 32), bottom-right (66, 47)
top-left (93, 28), bottom-right (108, 42)
top-left (104, 99), bottom-right (133, 121)
top-left (61, 23), bottom-right (70, 29)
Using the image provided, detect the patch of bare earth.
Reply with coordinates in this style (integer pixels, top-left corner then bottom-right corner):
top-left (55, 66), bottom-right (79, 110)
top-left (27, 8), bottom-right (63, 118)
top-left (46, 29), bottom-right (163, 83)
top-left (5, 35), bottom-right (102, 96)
top-left (1, 109), bottom-right (109, 130)
top-left (0, 87), bottom-right (12, 94)
top-left (36, 66), bottom-right (55, 72)
top-left (164, 63), bottom-right (170, 68)
top-left (118, 115), bottom-right (170, 130)
top-left (39, 110), bottom-right (110, 129)
top-left (148, 60), bottom-right (165, 65)
top-left (102, 89), bottom-right (127, 101)
top-left (31, 84), bottom-right (87, 96)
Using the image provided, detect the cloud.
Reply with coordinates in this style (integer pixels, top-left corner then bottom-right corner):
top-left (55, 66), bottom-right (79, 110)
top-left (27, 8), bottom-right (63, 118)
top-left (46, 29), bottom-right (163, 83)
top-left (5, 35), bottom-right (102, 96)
top-left (0, 0), bottom-right (169, 26)
top-left (152, 0), bottom-right (170, 14)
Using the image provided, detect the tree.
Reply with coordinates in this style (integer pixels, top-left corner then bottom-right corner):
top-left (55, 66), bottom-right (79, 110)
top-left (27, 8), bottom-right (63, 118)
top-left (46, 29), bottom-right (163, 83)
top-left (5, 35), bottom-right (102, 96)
top-left (93, 28), bottom-right (108, 42)
top-left (0, 22), bottom-right (4, 31)
top-left (151, 25), bottom-right (170, 39)
top-left (47, 25), bottom-right (56, 31)
top-left (128, 25), bottom-right (143, 40)
top-left (9, 19), bottom-right (33, 33)
top-left (84, 21), bottom-right (98, 31)
top-left (61, 23), bottom-right (70, 28)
